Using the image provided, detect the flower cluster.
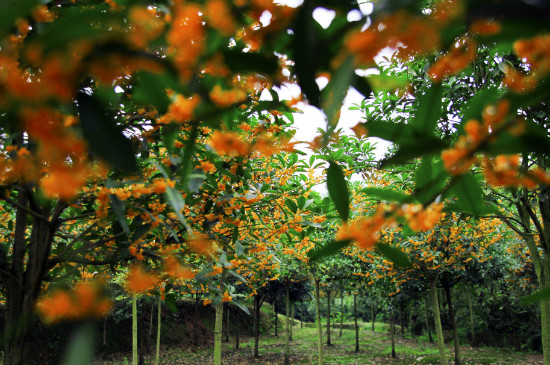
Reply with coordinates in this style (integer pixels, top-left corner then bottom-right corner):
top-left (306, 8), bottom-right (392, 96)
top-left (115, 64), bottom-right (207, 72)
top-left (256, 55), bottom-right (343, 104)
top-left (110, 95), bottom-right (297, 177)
top-left (36, 280), bottom-right (112, 323)
top-left (441, 100), bottom-right (515, 175)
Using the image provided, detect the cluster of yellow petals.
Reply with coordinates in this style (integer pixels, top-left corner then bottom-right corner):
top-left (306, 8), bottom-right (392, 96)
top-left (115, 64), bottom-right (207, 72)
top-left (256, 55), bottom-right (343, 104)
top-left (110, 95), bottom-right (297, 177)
top-left (125, 266), bottom-right (160, 294)
top-left (128, 6), bottom-right (165, 48)
top-left (205, 0), bottom-right (237, 36)
top-left (0, 108), bottom-right (106, 201)
top-left (163, 255), bottom-right (196, 280)
top-left (222, 291), bottom-right (232, 302)
top-left (209, 85), bottom-right (247, 108)
top-left (441, 100), bottom-right (514, 175)
top-left (428, 37), bottom-right (476, 82)
top-left (209, 130), bottom-right (250, 156)
top-left (345, 1), bottom-right (463, 66)
top-left (36, 280), bottom-right (112, 323)
top-left (469, 19), bottom-right (501, 36)
top-left (336, 206), bottom-right (395, 250)
top-left (186, 235), bottom-right (218, 256)
top-left (482, 155), bottom-right (550, 188)
top-left (165, 93), bottom-right (202, 123)
top-left (167, 3), bottom-right (204, 78)
top-left (129, 245), bottom-right (144, 261)
top-left (400, 202), bottom-right (443, 232)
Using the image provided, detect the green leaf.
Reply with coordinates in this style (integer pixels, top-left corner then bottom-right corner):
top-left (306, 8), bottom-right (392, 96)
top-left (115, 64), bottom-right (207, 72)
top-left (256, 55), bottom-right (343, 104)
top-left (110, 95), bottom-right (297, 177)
top-left (165, 293), bottom-right (178, 313)
top-left (235, 242), bottom-right (244, 257)
top-left (291, 0), bottom-right (320, 107)
top-left (413, 156), bottom-right (449, 204)
top-left (232, 300), bottom-right (251, 315)
top-left (222, 50), bottom-right (279, 75)
top-left (161, 123), bottom-right (180, 156)
top-left (130, 222), bottom-right (152, 242)
top-left (383, 139), bottom-right (448, 166)
top-left (32, 6), bottom-right (117, 52)
top-left (285, 199), bottom-right (298, 214)
top-left (61, 323), bottom-right (95, 365)
top-left (308, 240), bottom-right (350, 262)
top-left (323, 56), bottom-right (355, 127)
top-left (360, 187), bottom-right (411, 203)
top-left (77, 93), bottom-right (137, 171)
top-left (133, 71), bottom-right (177, 114)
top-left (227, 269), bottom-right (247, 284)
top-left (368, 74), bottom-right (409, 92)
top-left (444, 173), bottom-right (493, 216)
top-left (376, 243), bottom-right (411, 268)
top-left (351, 74), bottom-right (373, 98)
top-left (461, 86), bottom-right (500, 125)
top-left (0, 0), bottom-right (38, 37)
top-left (327, 161), bottom-right (350, 222)
top-left (520, 285), bottom-right (550, 305)
top-left (165, 186), bottom-right (186, 224)
top-left (486, 120), bottom-right (550, 156)
top-left (178, 123), bottom-right (200, 191)
top-left (411, 83), bottom-right (443, 134)
top-left (109, 194), bottom-right (130, 237)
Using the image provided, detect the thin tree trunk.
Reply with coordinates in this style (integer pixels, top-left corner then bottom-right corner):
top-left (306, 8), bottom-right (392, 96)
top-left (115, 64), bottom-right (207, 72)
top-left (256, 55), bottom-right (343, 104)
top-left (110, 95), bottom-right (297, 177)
top-left (399, 304), bottom-right (407, 338)
top-left (253, 295), bottom-right (260, 358)
top-left (444, 283), bottom-right (460, 365)
top-left (431, 278), bottom-right (448, 365)
top-left (132, 294), bottom-right (138, 365)
top-left (291, 304), bottom-right (295, 341)
top-left (284, 279), bottom-right (290, 365)
top-left (354, 293), bottom-right (359, 353)
top-left (339, 293), bottom-right (344, 339)
top-left (149, 301), bottom-right (154, 339)
top-left (235, 309), bottom-right (240, 350)
top-left (155, 297), bottom-right (161, 365)
top-left (194, 294), bottom-right (200, 346)
top-left (104, 316), bottom-right (108, 346)
top-left (371, 303), bottom-right (376, 332)
top-left (464, 290), bottom-right (474, 345)
top-left (300, 302), bottom-right (303, 329)
top-left (224, 304), bottom-right (230, 343)
top-left (326, 289), bottom-right (332, 346)
top-left (315, 278), bottom-right (324, 365)
top-left (390, 309), bottom-right (396, 359)
top-left (274, 304), bottom-right (278, 337)
top-left (214, 301), bottom-right (223, 365)
top-left (424, 295), bottom-right (434, 344)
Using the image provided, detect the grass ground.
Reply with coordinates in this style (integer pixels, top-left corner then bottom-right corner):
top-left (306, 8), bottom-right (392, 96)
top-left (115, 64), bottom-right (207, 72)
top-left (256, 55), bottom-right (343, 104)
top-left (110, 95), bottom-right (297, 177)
top-left (93, 319), bottom-right (544, 365)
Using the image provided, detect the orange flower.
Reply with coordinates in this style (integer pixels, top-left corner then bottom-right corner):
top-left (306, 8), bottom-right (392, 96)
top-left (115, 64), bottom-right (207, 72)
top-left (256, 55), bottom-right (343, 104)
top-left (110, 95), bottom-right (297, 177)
top-left (163, 255), bottom-right (196, 280)
top-left (209, 130), bottom-right (250, 156)
top-left (125, 266), bottom-right (160, 294)
top-left (186, 237), bottom-right (217, 256)
top-left (209, 85), bottom-right (247, 107)
top-left (222, 291), bottom-right (232, 302)
top-left (470, 19), bottom-right (501, 35)
top-left (401, 202), bottom-right (443, 232)
top-left (36, 280), bottom-right (112, 323)
top-left (40, 165), bottom-right (90, 200)
top-left (206, 0), bottom-right (237, 36)
top-left (167, 94), bottom-right (201, 123)
top-left (336, 206), bottom-right (394, 250)
top-left (199, 161), bottom-right (216, 173)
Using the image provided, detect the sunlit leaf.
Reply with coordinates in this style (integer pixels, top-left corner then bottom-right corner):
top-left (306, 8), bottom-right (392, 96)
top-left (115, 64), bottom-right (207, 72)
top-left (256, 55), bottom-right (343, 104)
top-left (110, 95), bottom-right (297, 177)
top-left (327, 161), bottom-right (350, 222)
top-left (376, 242), bottom-right (411, 268)
top-left (308, 240), bottom-right (350, 262)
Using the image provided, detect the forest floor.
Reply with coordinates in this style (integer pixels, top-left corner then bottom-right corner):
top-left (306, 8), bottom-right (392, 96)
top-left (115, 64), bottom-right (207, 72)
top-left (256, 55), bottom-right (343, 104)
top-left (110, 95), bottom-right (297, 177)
top-left (93, 320), bottom-right (543, 365)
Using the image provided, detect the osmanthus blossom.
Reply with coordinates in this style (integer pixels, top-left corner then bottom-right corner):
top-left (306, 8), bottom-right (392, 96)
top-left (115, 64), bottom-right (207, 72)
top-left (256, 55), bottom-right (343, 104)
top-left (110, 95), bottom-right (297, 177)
top-left (36, 280), bottom-right (112, 323)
